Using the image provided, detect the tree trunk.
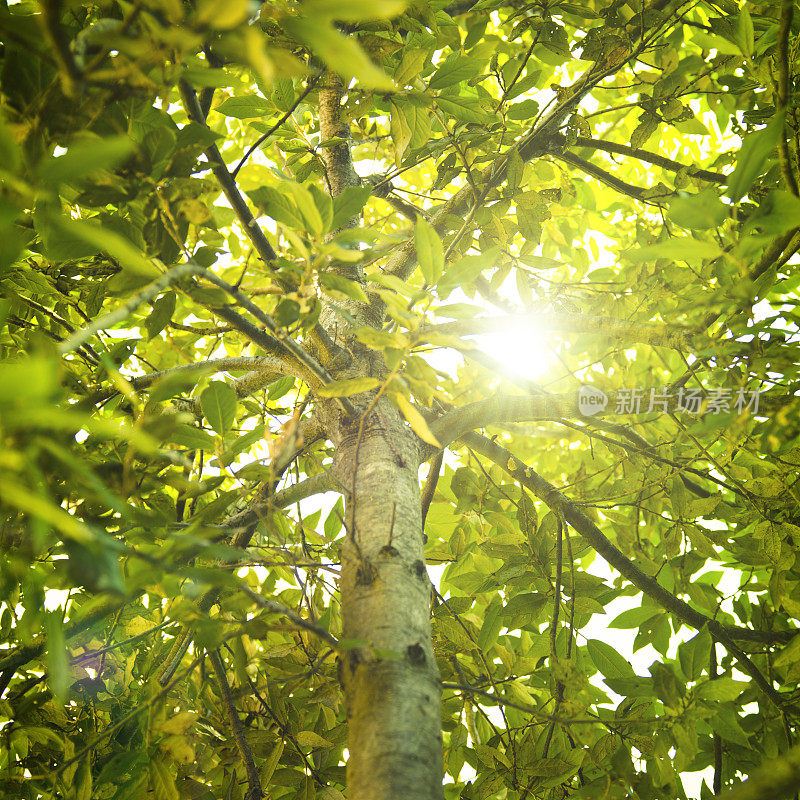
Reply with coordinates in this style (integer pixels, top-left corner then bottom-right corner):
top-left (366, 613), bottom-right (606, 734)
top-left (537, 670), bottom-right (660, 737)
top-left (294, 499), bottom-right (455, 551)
top-left (316, 73), bottom-right (444, 800)
top-left (334, 399), bottom-right (444, 800)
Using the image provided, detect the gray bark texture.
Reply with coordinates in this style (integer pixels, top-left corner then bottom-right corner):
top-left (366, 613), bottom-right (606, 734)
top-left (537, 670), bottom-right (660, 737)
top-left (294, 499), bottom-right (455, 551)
top-left (316, 75), bottom-right (445, 800)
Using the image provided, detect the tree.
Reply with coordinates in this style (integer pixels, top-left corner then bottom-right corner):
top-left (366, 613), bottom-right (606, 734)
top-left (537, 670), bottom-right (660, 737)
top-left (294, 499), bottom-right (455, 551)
top-left (1, 0), bottom-right (800, 798)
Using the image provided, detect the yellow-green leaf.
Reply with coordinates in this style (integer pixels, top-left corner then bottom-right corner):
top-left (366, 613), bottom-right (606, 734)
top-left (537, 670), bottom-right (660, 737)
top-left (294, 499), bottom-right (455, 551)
top-left (150, 756), bottom-right (179, 800)
top-left (196, 0), bottom-right (248, 28)
top-left (320, 272), bottom-right (369, 303)
top-left (316, 377), bottom-right (380, 398)
top-left (414, 216), bottom-right (443, 284)
top-left (262, 740), bottom-right (284, 785)
top-left (45, 611), bottom-right (69, 704)
top-left (295, 730), bottom-right (335, 748)
top-left (392, 392), bottom-right (440, 447)
top-left (302, 0), bottom-right (408, 22)
top-left (200, 381), bottom-right (237, 435)
top-left (284, 18), bottom-right (395, 91)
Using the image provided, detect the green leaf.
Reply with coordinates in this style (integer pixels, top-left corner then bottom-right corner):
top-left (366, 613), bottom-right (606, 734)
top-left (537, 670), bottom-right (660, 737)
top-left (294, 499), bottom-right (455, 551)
top-left (437, 247), bottom-right (500, 297)
top-left (516, 491), bottom-right (538, 541)
top-left (710, 708), bottom-right (750, 745)
top-left (52, 216), bottom-right (159, 277)
top-left (43, 136), bottom-right (133, 184)
top-left (170, 424), bottom-right (217, 450)
top-left (1, 478), bottom-right (94, 543)
top-left (395, 47), bottom-right (429, 86)
top-left (250, 186), bottom-right (306, 230)
top-left (736, 6), bottom-right (754, 57)
top-left (45, 610), bottom-right (69, 703)
top-left (696, 677), bottom-right (747, 702)
top-left (478, 596), bottom-right (504, 650)
top-left (746, 189), bottom-right (800, 236)
top-left (75, 758), bottom-right (92, 800)
top-left (499, 593), bottom-right (547, 627)
top-left (623, 237), bottom-right (722, 265)
top-left (0, 356), bottom-right (58, 406)
top-left (608, 606), bottom-right (662, 629)
top-left (301, 0), bottom-right (408, 22)
top-left (603, 676), bottom-right (654, 697)
top-left (390, 100), bottom-right (413, 167)
top-left (668, 189), bottom-right (728, 230)
top-left (320, 272), bottom-right (369, 303)
top-left (220, 425), bottom-right (266, 466)
top-left (196, 0), bottom-right (248, 29)
top-left (215, 95), bottom-right (273, 118)
top-left (631, 115), bottom-right (659, 149)
top-left (262, 741), bottom-right (284, 785)
top-left (353, 327), bottom-right (409, 350)
top-left (145, 293), bottom-right (176, 340)
top-left (587, 639), bottom-right (636, 679)
top-left (331, 185), bottom-right (372, 230)
top-left (284, 18), bottom-right (395, 91)
top-left (774, 632), bottom-right (800, 668)
top-left (182, 67), bottom-right (232, 89)
top-left (150, 756), bottom-right (179, 800)
top-left (415, 216), bottom-right (444, 284)
top-left (284, 182), bottom-right (325, 237)
top-left (316, 377), bottom-right (380, 398)
top-left (677, 625), bottom-right (711, 681)
top-left (429, 54), bottom-right (482, 90)
top-left (392, 392), bottom-right (441, 447)
top-left (728, 113), bottom-right (784, 203)
top-left (0, 113), bottom-right (20, 171)
top-left (435, 95), bottom-right (494, 125)
top-left (295, 730), bottom-right (335, 748)
top-left (200, 381), bottom-right (237, 435)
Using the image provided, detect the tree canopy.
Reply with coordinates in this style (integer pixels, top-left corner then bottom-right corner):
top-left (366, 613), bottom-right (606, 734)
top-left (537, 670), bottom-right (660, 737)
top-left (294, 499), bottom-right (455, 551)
top-left (2, 0), bottom-right (800, 799)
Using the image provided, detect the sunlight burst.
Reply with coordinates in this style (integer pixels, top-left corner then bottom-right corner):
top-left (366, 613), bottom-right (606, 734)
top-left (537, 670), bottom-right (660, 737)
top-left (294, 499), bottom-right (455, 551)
top-left (475, 316), bottom-right (555, 381)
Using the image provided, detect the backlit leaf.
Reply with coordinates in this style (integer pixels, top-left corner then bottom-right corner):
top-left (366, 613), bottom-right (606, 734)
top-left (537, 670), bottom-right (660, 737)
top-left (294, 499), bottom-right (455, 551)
top-left (200, 381), bottom-right (237, 435)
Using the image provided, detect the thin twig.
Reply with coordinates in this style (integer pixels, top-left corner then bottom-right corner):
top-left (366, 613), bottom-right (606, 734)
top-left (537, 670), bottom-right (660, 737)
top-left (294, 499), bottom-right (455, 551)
top-left (776, 0), bottom-right (799, 195)
top-left (178, 80), bottom-right (278, 264)
top-left (421, 450), bottom-right (444, 529)
top-left (232, 75), bottom-right (322, 177)
top-left (209, 649), bottom-right (263, 800)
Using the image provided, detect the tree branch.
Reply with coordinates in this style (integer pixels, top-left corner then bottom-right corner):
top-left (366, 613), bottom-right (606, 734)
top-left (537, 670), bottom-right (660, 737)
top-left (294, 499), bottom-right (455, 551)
top-left (209, 649), bottom-right (264, 800)
top-left (461, 432), bottom-right (791, 706)
top-left (461, 432), bottom-right (792, 650)
top-left (85, 357), bottom-right (290, 404)
top-left (428, 390), bottom-right (797, 454)
top-left (59, 263), bottom-right (202, 355)
top-left (226, 471), bottom-right (339, 531)
top-left (384, 12), bottom-right (672, 282)
top-left (39, 0), bottom-right (83, 96)
top-left (421, 313), bottom-right (697, 350)
top-left (59, 262), bottom-right (358, 417)
top-left (421, 450), bottom-right (444, 530)
top-left (178, 81), bottom-right (278, 264)
top-left (553, 150), bottom-right (656, 203)
top-left (0, 600), bottom-right (127, 696)
top-left (572, 135), bottom-right (728, 184)
top-left (776, 0), bottom-right (799, 196)
top-left (232, 74), bottom-right (322, 178)
top-left (238, 585), bottom-right (339, 648)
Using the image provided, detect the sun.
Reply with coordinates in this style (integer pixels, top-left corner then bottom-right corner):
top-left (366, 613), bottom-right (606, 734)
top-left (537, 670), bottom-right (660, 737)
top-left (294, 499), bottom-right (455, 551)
top-left (473, 315), bottom-right (556, 382)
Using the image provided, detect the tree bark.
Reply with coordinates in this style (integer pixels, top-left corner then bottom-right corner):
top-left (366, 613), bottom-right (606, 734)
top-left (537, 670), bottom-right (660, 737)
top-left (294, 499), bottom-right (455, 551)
top-left (316, 72), bottom-right (445, 800)
top-left (334, 400), bottom-right (444, 800)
